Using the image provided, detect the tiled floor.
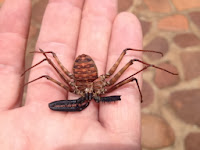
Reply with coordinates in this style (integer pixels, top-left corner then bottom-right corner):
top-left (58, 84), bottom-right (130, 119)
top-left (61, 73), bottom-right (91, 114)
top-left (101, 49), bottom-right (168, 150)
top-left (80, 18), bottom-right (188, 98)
top-left (1, 0), bottom-right (200, 150)
top-left (126, 0), bottom-right (200, 150)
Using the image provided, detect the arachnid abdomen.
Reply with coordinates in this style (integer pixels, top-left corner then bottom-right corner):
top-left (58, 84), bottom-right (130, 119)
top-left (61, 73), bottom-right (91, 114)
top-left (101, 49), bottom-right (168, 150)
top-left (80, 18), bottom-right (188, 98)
top-left (73, 54), bottom-right (98, 82)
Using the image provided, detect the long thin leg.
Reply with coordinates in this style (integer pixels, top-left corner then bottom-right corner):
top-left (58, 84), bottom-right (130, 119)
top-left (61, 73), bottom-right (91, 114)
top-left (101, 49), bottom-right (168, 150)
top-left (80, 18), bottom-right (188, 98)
top-left (22, 49), bottom-right (73, 79)
top-left (21, 58), bottom-right (47, 76)
top-left (106, 76), bottom-right (143, 102)
top-left (24, 49), bottom-right (72, 90)
top-left (33, 49), bottom-right (74, 79)
top-left (105, 63), bottom-right (178, 102)
top-left (105, 48), bottom-right (163, 78)
top-left (24, 75), bottom-right (73, 92)
top-left (107, 59), bottom-right (178, 86)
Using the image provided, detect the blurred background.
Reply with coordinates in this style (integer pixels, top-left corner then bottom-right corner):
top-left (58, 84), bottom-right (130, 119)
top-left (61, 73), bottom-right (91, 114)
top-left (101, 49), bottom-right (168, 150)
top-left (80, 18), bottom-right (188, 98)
top-left (1, 0), bottom-right (200, 149)
top-left (124, 1), bottom-right (200, 150)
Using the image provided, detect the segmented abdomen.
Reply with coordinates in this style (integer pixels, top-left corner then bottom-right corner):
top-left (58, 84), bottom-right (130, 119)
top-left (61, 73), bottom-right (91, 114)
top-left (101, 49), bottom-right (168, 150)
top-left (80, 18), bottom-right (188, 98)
top-left (73, 54), bottom-right (98, 82)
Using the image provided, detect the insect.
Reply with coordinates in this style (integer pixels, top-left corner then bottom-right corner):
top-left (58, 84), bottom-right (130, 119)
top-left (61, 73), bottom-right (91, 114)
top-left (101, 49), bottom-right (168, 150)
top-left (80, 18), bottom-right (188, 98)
top-left (22, 48), bottom-right (178, 111)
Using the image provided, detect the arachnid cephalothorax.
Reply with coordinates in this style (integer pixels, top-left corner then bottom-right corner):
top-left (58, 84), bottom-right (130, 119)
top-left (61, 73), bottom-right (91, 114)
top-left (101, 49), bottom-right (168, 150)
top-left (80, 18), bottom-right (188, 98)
top-left (22, 48), bottom-right (178, 111)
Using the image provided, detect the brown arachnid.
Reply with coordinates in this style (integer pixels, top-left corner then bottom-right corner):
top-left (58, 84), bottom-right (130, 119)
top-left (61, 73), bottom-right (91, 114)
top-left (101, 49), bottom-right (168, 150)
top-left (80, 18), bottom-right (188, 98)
top-left (22, 48), bottom-right (178, 111)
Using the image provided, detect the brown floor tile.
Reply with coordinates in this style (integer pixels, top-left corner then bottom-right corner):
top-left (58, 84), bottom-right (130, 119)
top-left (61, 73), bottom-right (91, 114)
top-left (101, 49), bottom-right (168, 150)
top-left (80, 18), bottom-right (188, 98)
top-left (144, 36), bottom-right (169, 60)
top-left (170, 89), bottom-right (200, 126)
top-left (181, 51), bottom-right (200, 80)
top-left (142, 114), bottom-right (175, 149)
top-left (140, 20), bottom-right (152, 36)
top-left (154, 62), bottom-right (179, 88)
top-left (158, 14), bottom-right (189, 31)
top-left (189, 11), bottom-right (200, 30)
top-left (185, 132), bottom-right (200, 150)
top-left (172, 0), bottom-right (200, 10)
top-left (143, 0), bottom-right (171, 13)
top-left (174, 33), bottom-right (200, 48)
top-left (141, 80), bottom-right (154, 107)
top-left (118, 0), bottom-right (133, 12)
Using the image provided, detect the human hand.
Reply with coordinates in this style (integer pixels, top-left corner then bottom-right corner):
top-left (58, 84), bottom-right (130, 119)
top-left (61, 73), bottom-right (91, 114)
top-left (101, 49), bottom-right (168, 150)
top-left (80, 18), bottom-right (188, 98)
top-left (0, 0), bottom-right (142, 149)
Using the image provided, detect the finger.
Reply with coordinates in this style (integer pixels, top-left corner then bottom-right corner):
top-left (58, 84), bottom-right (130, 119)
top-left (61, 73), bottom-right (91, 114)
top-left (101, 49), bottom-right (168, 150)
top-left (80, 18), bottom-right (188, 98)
top-left (26, 0), bottom-right (84, 104)
top-left (72, 0), bottom-right (117, 118)
top-left (0, 0), bottom-right (31, 111)
top-left (99, 12), bottom-right (143, 145)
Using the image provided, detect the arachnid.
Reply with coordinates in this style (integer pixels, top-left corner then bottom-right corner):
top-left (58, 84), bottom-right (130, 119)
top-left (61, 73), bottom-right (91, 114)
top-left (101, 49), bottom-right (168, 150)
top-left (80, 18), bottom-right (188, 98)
top-left (22, 48), bottom-right (178, 111)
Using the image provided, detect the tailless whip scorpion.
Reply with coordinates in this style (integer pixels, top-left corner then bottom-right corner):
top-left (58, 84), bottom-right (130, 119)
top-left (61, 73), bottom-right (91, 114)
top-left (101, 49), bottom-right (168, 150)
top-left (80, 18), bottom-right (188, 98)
top-left (22, 48), bottom-right (178, 111)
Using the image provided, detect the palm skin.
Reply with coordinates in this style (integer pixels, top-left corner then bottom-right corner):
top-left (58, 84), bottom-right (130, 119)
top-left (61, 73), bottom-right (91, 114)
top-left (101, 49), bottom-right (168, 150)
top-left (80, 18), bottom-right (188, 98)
top-left (0, 0), bottom-right (142, 149)
top-left (0, 103), bottom-right (138, 150)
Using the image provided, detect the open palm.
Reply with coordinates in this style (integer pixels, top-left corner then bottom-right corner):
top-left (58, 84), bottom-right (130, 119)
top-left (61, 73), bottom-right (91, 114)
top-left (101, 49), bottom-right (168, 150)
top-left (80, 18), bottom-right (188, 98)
top-left (0, 0), bottom-right (142, 149)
